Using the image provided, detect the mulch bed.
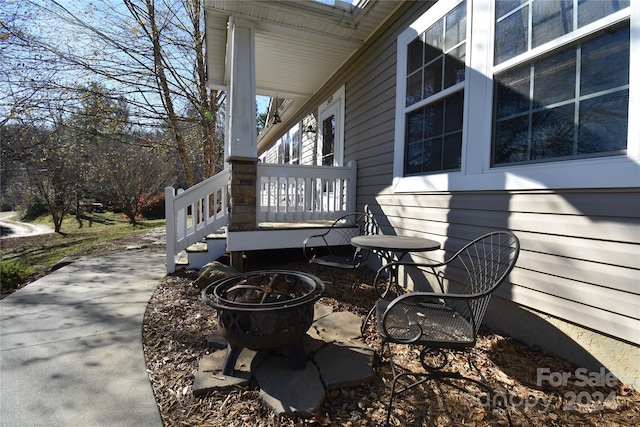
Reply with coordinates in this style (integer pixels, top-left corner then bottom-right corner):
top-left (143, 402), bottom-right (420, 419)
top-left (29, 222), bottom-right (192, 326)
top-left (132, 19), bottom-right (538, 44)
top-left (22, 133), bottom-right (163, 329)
top-left (4, 231), bottom-right (638, 425)
top-left (142, 249), bottom-right (639, 426)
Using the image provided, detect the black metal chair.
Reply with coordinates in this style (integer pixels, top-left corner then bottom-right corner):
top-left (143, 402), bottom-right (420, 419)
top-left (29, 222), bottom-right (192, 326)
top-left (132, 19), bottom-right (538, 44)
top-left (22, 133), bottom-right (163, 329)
top-left (363, 231), bottom-right (520, 426)
top-left (302, 212), bottom-right (378, 290)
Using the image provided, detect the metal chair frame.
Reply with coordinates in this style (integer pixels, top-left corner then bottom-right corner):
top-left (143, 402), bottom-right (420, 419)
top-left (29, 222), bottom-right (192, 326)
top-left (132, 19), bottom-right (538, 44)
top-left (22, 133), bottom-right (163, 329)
top-left (302, 212), bottom-right (378, 290)
top-left (363, 231), bottom-right (520, 426)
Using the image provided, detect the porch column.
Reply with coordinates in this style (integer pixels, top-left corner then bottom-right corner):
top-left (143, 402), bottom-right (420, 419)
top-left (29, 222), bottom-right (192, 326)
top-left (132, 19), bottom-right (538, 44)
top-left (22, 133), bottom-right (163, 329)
top-left (226, 17), bottom-right (258, 270)
top-left (226, 17), bottom-right (257, 161)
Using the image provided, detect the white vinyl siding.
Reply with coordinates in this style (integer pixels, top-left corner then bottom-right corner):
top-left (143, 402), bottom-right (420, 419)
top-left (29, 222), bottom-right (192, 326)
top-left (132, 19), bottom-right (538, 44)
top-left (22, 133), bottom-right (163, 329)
top-left (327, 1), bottom-right (639, 346)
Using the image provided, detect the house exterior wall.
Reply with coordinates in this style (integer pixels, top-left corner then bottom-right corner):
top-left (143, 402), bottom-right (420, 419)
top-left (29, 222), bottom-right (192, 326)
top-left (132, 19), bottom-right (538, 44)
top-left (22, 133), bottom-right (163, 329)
top-left (260, 121), bottom-right (316, 165)
top-left (310, 1), bottom-right (639, 387)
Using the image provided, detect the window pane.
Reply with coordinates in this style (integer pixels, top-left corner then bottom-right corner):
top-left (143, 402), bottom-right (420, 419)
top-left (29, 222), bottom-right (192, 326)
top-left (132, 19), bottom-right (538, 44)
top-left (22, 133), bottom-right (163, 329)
top-left (494, 115), bottom-right (529, 164)
top-left (443, 133), bottom-right (462, 170)
top-left (424, 20), bottom-right (443, 64)
top-left (495, 66), bottom-right (530, 119)
top-left (406, 71), bottom-right (423, 106)
top-left (533, 48), bottom-right (576, 107)
top-left (445, 1), bottom-right (466, 51)
top-left (444, 91), bottom-right (464, 133)
top-left (407, 37), bottom-right (424, 74)
top-left (422, 138), bottom-right (443, 172)
top-left (322, 115), bottom-right (335, 166)
top-left (531, 104), bottom-right (575, 159)
top-left (444, 44), bottom-right (466, 89)
top-left (495, 7), bottom-right (528, 64)
top-left (284, 137), bottom-right (291, 163)
top-left (580, 25), bottom-right (630, 96)
top-left (407, 109), bottom-right (424, 143)
top-left (578, 0), bottom-right (629, 28)
top-left (292, 132), bottom-right (300, 164)
top-left (406, 141), bottom-right (424, 175)
top-left (496, 0), bottom-right (526, 17)
top-left (578, 90), bottom-right (628, 154)
top-left (423, 103), bottom-right (443, 139)
top-left (423, 58), bottom-right (443, 98)
top-left (532, 0), bottom-right (574, 48)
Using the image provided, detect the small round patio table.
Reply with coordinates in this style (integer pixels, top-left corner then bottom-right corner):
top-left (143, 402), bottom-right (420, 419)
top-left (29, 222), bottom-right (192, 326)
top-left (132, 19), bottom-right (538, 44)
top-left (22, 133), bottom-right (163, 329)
top-left (351, 235), bottom-right (440, 263)
top-left (351, 235), bottom-right (440, 297)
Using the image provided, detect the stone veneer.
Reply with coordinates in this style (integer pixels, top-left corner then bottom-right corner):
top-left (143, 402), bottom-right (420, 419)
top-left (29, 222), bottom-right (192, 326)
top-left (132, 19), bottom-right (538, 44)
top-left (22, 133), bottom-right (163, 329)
top-left (227, 158), bottom-right (258, 232)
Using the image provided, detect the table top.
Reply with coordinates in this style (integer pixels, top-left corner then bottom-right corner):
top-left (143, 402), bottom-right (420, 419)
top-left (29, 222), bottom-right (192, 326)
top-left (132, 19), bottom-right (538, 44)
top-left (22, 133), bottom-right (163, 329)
top-left (351, 235), bottom-right (440, 252)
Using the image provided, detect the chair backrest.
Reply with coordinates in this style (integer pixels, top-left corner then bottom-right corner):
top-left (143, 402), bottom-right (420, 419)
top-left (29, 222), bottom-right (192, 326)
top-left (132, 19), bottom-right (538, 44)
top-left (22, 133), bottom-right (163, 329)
top-left (444, 231), bottom-right (519, 332)
top-left (330, 211), bottom-right (378, 246)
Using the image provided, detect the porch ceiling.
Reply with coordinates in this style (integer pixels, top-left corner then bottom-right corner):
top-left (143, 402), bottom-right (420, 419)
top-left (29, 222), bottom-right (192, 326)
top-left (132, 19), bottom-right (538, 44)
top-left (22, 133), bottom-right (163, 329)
top-left (204, 0), bottom-right (405, 99)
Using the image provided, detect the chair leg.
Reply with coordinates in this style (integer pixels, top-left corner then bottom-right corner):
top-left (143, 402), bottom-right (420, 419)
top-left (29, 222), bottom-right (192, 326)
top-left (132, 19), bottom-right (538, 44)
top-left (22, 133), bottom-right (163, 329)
top-left (382, 346), bottom-right (513, 426)
top-left (350, 266), bottom-right (365, 293)
top-left (383, 346), bottom-right (434, 426)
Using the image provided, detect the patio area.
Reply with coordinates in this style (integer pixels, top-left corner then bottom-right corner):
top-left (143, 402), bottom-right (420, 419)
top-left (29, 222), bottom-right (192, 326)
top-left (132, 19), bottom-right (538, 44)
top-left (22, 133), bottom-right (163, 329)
top-left (144, 248), bottom-right (639, 426)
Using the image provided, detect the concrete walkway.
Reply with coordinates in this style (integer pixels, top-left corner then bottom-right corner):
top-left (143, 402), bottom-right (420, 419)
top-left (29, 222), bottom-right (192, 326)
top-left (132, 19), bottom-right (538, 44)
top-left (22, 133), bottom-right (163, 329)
top-left (0, 252), bottom-right (166, 427)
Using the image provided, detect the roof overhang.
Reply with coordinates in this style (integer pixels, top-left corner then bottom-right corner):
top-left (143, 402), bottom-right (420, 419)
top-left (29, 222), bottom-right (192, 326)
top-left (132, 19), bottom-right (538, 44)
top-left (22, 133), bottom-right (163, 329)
top-left (204, 1), bottom-right (405, 150)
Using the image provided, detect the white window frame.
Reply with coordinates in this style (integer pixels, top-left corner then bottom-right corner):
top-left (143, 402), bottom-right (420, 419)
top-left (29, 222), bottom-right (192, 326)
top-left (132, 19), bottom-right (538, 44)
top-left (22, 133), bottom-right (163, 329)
top-left (393, 0), bottom-right (639, 193)
top-left (317, 86), bottom-right (345, 166)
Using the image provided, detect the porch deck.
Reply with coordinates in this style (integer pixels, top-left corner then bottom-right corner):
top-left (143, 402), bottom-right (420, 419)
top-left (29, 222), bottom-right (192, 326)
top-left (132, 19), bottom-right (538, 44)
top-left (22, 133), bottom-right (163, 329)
top-left (165, 161), bottom-right (358, 273)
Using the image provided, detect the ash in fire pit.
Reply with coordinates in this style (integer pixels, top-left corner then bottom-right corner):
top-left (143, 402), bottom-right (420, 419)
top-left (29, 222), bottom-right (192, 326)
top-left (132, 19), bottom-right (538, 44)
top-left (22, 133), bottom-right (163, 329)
top-left (202, 270), bottom-right (324, 376)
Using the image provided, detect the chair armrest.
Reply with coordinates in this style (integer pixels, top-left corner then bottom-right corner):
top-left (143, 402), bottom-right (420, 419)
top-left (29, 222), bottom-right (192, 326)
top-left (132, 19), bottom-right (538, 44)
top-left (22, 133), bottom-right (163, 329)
top-left (302, 234), bottom-right (329, 261)
top-left (380, 291), bottom-right (485, 343)
top-left (387, 290), bottom-right (486, 307)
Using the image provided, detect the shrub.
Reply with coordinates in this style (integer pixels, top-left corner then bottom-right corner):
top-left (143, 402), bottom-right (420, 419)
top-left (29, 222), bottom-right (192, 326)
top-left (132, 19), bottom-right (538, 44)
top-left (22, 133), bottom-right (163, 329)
top-left (0, 259), bottom-right (33, 292)
top-left (23, 200), bottom-right (48, 221)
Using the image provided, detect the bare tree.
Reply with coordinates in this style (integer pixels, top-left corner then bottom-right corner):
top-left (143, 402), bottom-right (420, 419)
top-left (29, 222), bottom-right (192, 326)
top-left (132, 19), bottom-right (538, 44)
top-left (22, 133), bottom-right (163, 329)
top-left (22, 125), bottom-right (81, 234)
top-left (2, 0), bottom-right (225, 187)
top-left (61, 0), bottom-right (224, 186)
top-left (96, 139), bottom-right (176, 224)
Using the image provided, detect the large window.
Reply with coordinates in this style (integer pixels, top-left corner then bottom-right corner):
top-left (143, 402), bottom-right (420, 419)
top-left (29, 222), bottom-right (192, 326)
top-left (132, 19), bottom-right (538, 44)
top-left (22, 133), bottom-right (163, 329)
top-left (393, 0), bottom-right (635, 192)
top-left (493, 1), bottom-right (630, 166)
top-left (404, 0), bottom-right (466, 176)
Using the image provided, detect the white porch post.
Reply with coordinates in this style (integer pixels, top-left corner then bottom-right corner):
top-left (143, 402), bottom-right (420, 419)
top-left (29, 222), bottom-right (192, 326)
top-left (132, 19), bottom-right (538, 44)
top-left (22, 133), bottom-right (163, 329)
top-left (226, 17), bottom-right (258, 271)
top-left (226, 17), bottom-right (257, 161)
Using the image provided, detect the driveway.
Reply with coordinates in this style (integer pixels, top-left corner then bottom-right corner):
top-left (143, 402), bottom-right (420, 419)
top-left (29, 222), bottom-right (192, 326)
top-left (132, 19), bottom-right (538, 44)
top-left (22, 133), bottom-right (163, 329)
top-left (0, 212), bottom-right (54, 238)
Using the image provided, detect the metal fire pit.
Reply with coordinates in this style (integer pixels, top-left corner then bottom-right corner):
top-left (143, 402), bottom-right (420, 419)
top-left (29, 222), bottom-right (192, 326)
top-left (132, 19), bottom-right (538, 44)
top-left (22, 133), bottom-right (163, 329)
top-left (201, 270), bottom-right (325, 375)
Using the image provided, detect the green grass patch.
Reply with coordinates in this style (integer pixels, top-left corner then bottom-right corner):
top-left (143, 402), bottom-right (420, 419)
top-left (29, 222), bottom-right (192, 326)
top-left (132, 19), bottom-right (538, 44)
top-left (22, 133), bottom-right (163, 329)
top-left (1, 212), bottom-right (165, 290)
top-left (0, 258), bottom-right (35, 292)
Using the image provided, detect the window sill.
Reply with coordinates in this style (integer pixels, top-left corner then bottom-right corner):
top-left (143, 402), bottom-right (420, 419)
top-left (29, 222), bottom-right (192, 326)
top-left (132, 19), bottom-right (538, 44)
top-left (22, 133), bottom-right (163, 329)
top-left (392, 156), bottom-right (639, 193)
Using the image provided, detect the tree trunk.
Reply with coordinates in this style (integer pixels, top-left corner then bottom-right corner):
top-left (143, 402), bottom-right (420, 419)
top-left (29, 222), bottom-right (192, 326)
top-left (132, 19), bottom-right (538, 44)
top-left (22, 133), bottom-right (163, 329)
top-left (137, 0), bottom-right (196, 187)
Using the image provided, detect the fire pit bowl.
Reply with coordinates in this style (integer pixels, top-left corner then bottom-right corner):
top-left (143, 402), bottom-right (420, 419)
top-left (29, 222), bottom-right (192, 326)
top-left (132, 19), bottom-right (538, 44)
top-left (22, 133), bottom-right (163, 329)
top-left (201, 270), bottom-right (325, 375)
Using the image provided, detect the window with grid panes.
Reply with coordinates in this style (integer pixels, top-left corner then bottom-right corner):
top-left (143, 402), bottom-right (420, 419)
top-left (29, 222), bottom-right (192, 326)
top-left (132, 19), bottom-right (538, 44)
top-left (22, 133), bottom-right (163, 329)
top-left (492, 0), bottom-right (630, 165)
top-left (404, 0), bottom-right (466, 176)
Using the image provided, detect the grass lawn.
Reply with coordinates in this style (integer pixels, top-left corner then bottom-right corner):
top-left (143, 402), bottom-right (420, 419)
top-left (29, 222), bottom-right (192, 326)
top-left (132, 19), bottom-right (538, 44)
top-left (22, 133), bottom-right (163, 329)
top-left (0, 212), bottom-right (165, 292)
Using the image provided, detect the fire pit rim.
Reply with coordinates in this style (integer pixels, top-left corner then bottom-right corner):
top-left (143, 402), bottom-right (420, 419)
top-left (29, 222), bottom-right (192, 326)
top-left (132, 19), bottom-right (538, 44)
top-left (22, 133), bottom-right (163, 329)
top-left (201, 269), bottom-right (325, 312)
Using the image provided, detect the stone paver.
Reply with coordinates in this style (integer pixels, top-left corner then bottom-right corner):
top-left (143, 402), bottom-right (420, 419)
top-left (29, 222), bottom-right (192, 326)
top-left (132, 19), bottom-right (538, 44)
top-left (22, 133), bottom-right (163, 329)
top-left (193, 303), bottom-right (375, 415)
top-left (314, 342), bottom-right (375, 390)
top-left (309, 310), bottom-right (364, 343)
top-left (193, 348), bottom-right (260, 395)
top-left (254, 355), bottom-right (326, 416)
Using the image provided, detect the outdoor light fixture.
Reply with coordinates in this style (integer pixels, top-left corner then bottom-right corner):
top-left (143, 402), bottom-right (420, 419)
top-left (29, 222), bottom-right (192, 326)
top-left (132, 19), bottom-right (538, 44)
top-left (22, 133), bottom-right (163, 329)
top-left (271, 95), bottom-right (282, 125)
top-left (305, 125), bottom-right (316, 134)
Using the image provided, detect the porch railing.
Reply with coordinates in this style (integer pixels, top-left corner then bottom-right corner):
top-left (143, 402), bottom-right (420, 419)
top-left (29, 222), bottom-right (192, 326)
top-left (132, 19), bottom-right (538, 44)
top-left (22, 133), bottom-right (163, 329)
top-left (257, 160), bottom-right (357, 222)
top-left (165, 160), bottom-right (357, 273)
top-left (165, 169), bottom-right (229, 273)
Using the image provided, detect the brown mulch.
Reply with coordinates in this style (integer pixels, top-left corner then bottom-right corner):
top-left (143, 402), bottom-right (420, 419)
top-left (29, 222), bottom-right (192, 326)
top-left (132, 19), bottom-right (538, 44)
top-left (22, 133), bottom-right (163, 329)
top-left (143, 249), bottom-right (639, 427)
top-left (3, 231), bottom-right (638, 425)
